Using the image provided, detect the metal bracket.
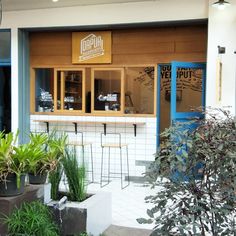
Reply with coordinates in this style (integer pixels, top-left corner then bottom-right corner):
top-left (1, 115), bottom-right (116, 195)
top-left (133, 124), bottom-right (137, 137)
top-left (103, 123), bottom-right (107, 135)
top-left (73, 122), bottom-right (78, 134)
top-left (44, 122), bottom-right (49, 133)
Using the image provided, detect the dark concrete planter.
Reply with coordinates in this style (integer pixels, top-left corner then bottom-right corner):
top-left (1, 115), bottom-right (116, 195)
top-left (0, 174), bottom-right (25, 197)
top-left (28, 172), bottom-right (47, 185)
top-left (0, 184), bottom-right (51, 235)
top-left (48, 192), bottom-right (112, 236)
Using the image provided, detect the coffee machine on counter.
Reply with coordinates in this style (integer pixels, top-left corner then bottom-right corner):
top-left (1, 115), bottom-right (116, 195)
top-left (37, 89), bottom-right (53, 112)
top-left (97, 92), bottom-right (120, 111)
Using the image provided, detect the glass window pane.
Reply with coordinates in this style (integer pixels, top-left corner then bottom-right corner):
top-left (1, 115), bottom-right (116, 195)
top-left (125, 67), bottom-right (154, 114)
top-left (93, 70), bottom-right (121, 111)
top-left (57, 71), bottom-right (62, 110)
top-left (176, 68), bottom-right (203, 112)
top-left (64, 71), bottom-right (83, 110)
top-left (35, 69), bottom-right (54, 112)
top-left (0, 31), bottom-right (11, 61)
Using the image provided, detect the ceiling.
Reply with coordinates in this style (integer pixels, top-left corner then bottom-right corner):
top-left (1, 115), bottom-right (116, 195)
top-left (2, 0), bottom-right (156, 11)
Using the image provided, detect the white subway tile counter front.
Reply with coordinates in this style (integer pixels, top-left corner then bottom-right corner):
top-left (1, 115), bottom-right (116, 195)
top-left (30, 115), bottom-right (156, 182)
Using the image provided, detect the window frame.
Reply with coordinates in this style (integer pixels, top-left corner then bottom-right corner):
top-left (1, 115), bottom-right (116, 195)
top-left (91, 67), bottom-right (125, 115)
top-left (54, 68), bottom-right (86, 114)
top-left (30, 65), bottom-right (157, 117)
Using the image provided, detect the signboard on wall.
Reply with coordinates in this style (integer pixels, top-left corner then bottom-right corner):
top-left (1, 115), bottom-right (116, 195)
top-left (72, 31), bottom-right (112, 64)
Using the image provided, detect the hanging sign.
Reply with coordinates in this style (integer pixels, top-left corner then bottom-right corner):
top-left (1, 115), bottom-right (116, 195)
top-left (72, 31), bottom-right (112, 64)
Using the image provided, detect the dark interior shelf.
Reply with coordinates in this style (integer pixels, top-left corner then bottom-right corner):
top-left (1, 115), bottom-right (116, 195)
top-left (64, 101), bottom-right (82, 103)
top-left (65, 91), bottom-right (80, 94)
top-left (65, 80), bottom-right (82, 84)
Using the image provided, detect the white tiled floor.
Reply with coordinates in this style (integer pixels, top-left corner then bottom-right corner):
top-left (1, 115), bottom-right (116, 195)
top-left (87, 180), bottom-right (156, 230)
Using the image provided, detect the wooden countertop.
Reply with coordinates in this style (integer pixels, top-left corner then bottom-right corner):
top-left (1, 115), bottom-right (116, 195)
top-left (33, 119), bottom-right (146, 136)
top-left (33, 119), bottom-right (145, 125)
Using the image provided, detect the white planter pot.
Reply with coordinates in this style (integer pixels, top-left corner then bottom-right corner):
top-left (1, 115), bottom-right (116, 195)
top-left (48, 191), bottom-right (112, 236)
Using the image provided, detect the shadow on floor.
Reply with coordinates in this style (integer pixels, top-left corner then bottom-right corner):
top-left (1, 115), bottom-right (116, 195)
top-left (103, 225), bottom-right (152, 236)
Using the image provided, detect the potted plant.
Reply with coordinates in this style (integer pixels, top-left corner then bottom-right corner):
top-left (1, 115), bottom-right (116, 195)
top-left (48, 147), bottom-right (111, 236)
top-left (138, 108), bottom-right (236, 235)
top-left (27, 132), bottom-right (67, 184)
top-left (0, 131), bottom-right (28, 197)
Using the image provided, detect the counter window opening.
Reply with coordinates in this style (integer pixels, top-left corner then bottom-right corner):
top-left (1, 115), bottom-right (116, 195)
top-left (54, 69), bottom-right (85, 113)
top-left (125, 66), bottom-right (155, 115)
top-left (91, 68), bottom-right (124, 114)
top-left (33, 68), bottom-right (54, 112)
top-left (31, 66), bottom-right (156, 116)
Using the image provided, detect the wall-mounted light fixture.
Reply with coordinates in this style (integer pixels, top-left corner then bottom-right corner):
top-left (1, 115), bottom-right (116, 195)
top-left (212, 0), bottom-right (230, 10)
top-left (218, 46), bottom-right (226, 54)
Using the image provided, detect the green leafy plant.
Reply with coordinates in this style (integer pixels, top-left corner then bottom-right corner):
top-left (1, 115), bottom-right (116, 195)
top-left (28, 131), bottom-right (67, 175)
top-left (0, 130), bottom-right (27, 188)
top-left (13, 143), bottom-right (44, 176)
top-left (138, 108), bottom-right (236, 236)
top-left (27, 132), bottom-right (48, 175)
top-left (4, 201), bottom-right (59, 236)
top-left (0, 131), bottom-right (18, 178)
top-left (62, 148), bottom-right (87, 202)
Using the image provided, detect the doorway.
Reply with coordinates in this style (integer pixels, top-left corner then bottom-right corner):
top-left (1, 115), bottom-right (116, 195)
top-left (157, 61), bottom-right (206, 147)
top-left (0, 66), bottom-right (11, 133)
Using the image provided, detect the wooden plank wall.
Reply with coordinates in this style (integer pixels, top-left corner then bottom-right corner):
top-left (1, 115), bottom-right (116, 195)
top-left (29, 25), bottom-right (207, 67)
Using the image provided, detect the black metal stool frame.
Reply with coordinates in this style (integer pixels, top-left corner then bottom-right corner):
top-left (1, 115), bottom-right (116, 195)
top-left (100, 133), bottom-right (130, 189)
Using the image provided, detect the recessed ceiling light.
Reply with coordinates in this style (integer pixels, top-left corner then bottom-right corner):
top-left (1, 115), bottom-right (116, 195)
top-left (52, 0), bottom-right (59, 2)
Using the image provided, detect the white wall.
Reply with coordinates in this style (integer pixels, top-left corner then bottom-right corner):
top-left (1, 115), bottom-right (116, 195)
top-left (1, 0), bottom-right (208, 29)
top-left (206, 0), bottom-right (236, 114)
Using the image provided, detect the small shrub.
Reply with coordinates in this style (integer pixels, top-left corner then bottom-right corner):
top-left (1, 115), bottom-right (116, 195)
top-left (138, 108), bottom-right (236, 236)
top-left (4, 201), bottom-right (59, 236)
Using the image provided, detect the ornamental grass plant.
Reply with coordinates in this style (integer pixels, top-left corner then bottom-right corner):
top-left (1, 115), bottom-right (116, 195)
top-left (4, 201), bottom-right (59, 236)
top-left (62, 148), bottom-right (87, 202)
top-left (49, 146), bottom-right (87, 202)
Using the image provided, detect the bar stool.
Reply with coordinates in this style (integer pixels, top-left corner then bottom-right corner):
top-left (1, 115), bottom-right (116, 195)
top-left (100, 133), bottom-right (130, 189)
top-left (68, 132), bottom-right (94, 183)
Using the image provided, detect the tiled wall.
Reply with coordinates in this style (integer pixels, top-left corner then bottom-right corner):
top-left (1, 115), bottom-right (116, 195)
top-left (30, 115), bottom-right (157, 182)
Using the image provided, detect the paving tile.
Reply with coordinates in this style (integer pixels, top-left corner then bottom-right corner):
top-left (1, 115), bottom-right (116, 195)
top-left (87, 180), bottom-right (156, 231)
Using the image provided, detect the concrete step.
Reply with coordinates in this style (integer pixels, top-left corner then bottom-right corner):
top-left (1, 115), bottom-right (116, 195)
top-left (103, 225), bottom-right (151, 236)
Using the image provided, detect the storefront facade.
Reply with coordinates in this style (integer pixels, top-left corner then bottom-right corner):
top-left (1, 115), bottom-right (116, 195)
top-left (0, 0), bottom-right (236, 179)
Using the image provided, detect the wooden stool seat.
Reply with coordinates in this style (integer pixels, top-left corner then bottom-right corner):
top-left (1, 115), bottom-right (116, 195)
top-left (68, 141), bottom-right (92, 146)
top-left (67, 132), bottom-right (94, 183)
top-left (101, 143), bottom-right (128, 148)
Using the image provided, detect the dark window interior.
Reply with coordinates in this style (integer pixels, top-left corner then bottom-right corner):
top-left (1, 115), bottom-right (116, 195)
top-left (0, 66), bottom-right (11, 133)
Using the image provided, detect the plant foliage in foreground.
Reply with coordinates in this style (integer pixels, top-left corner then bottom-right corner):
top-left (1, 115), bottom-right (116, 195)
top-left (62, 148), bottom-right (87, 202)
top-left (4, 201), bottom-right (59, 236)
top-left (137, 108), bottom-right (236, 236)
